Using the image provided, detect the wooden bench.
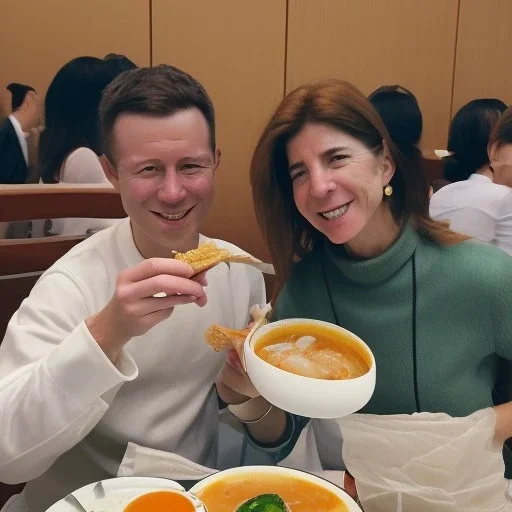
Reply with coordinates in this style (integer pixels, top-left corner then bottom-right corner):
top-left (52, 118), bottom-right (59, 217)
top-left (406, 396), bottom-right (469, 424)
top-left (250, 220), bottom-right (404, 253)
top-left (0, 184), bottom-right (125, 505)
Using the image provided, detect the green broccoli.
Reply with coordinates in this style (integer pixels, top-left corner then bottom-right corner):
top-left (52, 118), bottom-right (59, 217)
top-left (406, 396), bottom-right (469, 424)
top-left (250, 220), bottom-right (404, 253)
top-left (236, 494), bottom-right (288, 512)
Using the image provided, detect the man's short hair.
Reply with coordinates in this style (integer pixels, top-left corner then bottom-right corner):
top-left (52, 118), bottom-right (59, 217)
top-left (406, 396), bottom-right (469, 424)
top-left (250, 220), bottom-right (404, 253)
top-left (99, 64), bottom-right (216, 163)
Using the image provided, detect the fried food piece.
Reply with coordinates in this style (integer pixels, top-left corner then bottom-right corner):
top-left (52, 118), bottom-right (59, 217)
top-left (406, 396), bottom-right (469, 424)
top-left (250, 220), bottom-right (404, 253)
top-left (174, 242), bottom-right (232, 274)
top-left (205, 325), bottom-right (250, 355)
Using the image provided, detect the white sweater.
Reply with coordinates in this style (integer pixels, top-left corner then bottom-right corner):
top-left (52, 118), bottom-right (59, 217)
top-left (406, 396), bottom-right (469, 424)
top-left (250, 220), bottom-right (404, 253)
top-left (51, 147), bottom-right (121, 236)
top-left (0, 218), bottom-right (265, 511)
top-left (429, 174), bottom-right (512, 254)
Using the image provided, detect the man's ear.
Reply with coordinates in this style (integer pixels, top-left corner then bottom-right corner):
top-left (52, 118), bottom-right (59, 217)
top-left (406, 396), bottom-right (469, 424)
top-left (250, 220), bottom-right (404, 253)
top-left (380, 139), bottom-right (396, 185)
top-left (99, 155), bottom-right (119, 191)
top-left (213, 147), bottom-right (222, 173)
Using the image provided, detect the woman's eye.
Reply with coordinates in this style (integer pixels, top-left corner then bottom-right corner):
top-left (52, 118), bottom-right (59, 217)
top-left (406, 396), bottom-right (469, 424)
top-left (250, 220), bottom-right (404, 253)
top-left (330, 154), bottom-right (349, 164)
top-left (290, 170), bottom-right (306, 182)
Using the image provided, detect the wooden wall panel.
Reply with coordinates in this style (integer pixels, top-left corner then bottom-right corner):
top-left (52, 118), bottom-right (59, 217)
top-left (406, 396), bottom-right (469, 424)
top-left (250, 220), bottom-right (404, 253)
top-left (452, 0), bottom-right (512, 115)
top-left (152, 0), bottom-right (286, 259)
top-left (286, 0), bottom-right (459, 149)
top-left (0, 0), bottom-right (150, 118)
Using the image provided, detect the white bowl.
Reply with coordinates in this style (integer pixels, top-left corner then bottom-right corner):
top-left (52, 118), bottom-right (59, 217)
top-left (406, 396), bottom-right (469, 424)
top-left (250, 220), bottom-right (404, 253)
top-left (189, 465), bottom-right (361, 512)
top-left (46, 477), bottom-right (206, 512)
top-left (243, 318), bottom-right (376, 418)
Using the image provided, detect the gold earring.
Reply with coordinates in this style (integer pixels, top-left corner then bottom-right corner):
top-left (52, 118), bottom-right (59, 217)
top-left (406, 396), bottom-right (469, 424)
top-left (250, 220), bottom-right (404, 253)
top-left (384, 184), bottom-right (393, 197)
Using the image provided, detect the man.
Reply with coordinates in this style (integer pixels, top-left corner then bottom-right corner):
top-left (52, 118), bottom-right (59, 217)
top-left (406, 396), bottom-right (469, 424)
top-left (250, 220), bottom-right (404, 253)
top-left (0, 84), bottom-right (41, 184)
top-left (0, 65), bottom-right (289, 512)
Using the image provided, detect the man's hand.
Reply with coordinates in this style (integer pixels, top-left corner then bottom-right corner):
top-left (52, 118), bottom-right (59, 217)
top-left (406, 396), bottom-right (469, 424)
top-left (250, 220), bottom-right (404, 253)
top-left (12, 91), bottom-right (41, 132)
top-left (86, 258), bottom-right (207, 362)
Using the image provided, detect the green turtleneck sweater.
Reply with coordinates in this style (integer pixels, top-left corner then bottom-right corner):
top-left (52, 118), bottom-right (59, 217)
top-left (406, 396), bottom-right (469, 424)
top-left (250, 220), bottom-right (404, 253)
top-left (274, 224), bottom-right (512, 418)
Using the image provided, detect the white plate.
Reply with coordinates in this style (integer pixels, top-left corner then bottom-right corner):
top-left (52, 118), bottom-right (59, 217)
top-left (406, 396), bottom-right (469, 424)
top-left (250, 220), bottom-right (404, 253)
top-left (190, 465), bottom-right (362, 512)
top-left (46, 477), bottom-right (204, 512)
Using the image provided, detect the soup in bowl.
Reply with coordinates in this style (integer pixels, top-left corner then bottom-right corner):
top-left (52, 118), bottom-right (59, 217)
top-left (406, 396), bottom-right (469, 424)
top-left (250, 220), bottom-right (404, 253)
top-left (243, 318), bottom-right (376, 418)
top-left (189, 466), bottom-right (361, 512)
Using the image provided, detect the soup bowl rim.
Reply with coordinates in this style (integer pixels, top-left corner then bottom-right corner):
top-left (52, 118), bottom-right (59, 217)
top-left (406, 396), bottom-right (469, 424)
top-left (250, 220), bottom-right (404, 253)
top-left (189, 465), bottom-right (361, 511)
top-left (245, 317), bottom-right (375, 383)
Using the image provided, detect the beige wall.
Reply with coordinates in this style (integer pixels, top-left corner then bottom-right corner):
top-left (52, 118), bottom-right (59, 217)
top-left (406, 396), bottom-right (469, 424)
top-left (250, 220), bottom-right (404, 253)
top-left (0, 0), bottom-right (150, 116)
top-left (1, 0), bottom-right (510, 254)
top-left (152, 0), bottom-right (286, 259)
top-left (286, 0), bottom-right (459, 150)
top-left (452, 0), bottom-right (512, 115)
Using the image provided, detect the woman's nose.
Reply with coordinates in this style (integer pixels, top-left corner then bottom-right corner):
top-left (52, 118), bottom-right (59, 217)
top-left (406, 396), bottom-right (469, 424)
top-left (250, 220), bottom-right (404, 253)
top-left (309, 168), bottom-right (335, 198)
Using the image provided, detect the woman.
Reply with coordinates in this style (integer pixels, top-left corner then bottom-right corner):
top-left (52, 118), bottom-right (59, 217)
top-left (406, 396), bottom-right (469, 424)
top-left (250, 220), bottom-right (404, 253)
top-left (39, 56), bottom-right (117, 185)
top-left (249, 80), bottom-right (512, 481)
top-left (429, 99), bottom-right (511, 252)
top-left (38, 56), bottom-right (135, 235)
top-left (489, 105), bottom-right (512, 188)
top-left (368, 84), bottom-right (423, 163)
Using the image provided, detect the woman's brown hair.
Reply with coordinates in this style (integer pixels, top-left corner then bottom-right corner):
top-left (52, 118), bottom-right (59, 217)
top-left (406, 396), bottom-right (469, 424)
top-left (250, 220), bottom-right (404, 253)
top-left (250, 79), bottom-right (467, 299)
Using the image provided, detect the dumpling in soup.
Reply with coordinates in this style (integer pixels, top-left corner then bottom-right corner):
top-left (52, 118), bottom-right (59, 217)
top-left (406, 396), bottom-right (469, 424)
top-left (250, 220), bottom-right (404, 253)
top-left (255, 323), bottom-right (370, 380)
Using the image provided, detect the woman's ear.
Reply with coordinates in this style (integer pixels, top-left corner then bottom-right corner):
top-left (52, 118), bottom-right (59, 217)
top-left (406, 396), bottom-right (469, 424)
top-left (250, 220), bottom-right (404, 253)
top-left (488, 141), bottom-right (498, 163)
top-left (99, 155), bottom-right (119, 191)
top-left (380, 139), bottom-right (396, 185)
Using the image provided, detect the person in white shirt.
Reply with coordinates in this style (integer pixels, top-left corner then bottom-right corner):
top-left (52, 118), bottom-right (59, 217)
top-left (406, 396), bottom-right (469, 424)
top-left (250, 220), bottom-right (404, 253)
top-left (0, 86), bottom-right (42, 238)
top-left (490, 106), bottom-right (512, 188)
top-left (429, 99), bottom-right (512, 253)
top-left (39, 56), bottom-right (137, 236)
top-left (0, 85), bottom-right (41, 185)
top-left (0, 65), bottom-right (291, 512)
top-left (488, 106), bottom-right (512, 253)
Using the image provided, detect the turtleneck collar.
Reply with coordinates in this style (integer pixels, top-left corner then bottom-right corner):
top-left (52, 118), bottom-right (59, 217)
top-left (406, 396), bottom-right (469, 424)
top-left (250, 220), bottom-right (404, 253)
top-left (323, 222), bottom-right (420, 285)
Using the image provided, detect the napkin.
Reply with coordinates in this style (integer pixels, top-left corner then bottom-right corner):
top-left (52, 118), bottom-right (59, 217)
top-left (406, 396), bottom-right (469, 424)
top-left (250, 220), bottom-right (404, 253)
top-left (339, 408), bottom-right (512, 512)
top-left (277, 419), bottom-right (346, 488)
top-left (118, 442), bottom-right (218, 481)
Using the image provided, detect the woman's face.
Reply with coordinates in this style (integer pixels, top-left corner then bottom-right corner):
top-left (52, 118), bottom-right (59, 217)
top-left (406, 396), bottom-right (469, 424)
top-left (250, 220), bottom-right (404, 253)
top-left (286, 122), bottom-right (394, 245)
top-left (490, 142), bottom-right (512, 187)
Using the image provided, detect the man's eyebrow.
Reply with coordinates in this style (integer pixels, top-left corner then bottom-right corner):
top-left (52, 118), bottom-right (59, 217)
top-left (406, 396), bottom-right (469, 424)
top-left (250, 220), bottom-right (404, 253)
top-left (124, 157), bottom-right (160, 167)
top-left (178, 154), bottom-right (214, 163)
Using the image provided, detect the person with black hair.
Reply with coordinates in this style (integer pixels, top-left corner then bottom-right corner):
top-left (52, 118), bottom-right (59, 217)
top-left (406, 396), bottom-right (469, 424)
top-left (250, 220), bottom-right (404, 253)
top-left (7, 83), bottom-right (36, 111)
top-left (430, 99), bottom-right (512, 253)
top-left (39, 56), bottom-right (119, 185)
top-left (489, 105), bottom-right (512, 188)
top-left (39, 56), bottom-right (134, 235)
top-left (368, 84), bottom-right (423, 164)
top-left (103, 53), bottom-right (137, 74)
top-left (0, 84), bottom-right (41, 184)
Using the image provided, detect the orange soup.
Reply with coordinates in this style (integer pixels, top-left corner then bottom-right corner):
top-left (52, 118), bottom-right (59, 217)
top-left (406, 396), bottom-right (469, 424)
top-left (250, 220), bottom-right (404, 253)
top-left (255, 323), bottom-right (370, 380)
top-left (124, 491), bottom-right (195, 512)
top-left (195, 472), bottom-right (348, 512)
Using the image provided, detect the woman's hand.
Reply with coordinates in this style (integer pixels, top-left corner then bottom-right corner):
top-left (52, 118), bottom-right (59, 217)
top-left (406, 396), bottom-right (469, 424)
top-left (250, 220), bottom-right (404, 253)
top-left (216, 349), bottom-right (287, 445)
top-left (216, 348), bottom-right (259, 404)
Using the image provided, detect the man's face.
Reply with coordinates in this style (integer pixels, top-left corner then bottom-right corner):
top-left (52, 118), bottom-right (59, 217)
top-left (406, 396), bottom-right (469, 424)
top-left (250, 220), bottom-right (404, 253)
top-left (104, 108), bottom-right (220, 257)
